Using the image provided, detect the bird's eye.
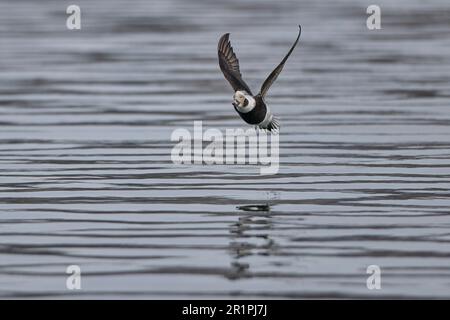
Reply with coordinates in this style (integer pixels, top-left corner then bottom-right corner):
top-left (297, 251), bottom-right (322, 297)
top-left (243, 98), bottom-right (249, 107)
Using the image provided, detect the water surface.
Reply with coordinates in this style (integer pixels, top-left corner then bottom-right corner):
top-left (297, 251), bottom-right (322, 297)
top-left (1, 0), bottom-right (450, 298)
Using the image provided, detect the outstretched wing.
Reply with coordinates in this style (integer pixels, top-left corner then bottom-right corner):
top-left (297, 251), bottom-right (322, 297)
top-left (218, 33), bottom-right (253, 95)
top-left (259, 25), bottom-right (302, 98)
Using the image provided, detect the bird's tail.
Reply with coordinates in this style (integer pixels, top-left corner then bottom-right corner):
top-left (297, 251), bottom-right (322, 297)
top-left (266, 117), bottom-right (280, 134)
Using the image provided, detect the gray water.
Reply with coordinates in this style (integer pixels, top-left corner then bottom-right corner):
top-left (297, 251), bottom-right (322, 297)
top-left (1, 0), bottom-right (450, 299)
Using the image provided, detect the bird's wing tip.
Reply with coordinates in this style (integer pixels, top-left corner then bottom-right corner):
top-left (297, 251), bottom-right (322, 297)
top-left (219, 33), bottom-right (230, 42)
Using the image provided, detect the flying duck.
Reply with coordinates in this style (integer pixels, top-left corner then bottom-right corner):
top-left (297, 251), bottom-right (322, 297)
top-left (217, 25), bottom-right (302, 133)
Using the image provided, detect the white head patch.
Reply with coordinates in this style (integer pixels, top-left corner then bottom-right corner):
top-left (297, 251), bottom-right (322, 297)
top-left (233, 91), bottom-right (256, 113)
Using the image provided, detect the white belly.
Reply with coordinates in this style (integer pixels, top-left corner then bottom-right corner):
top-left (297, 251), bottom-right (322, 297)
top-left (258, 108), bottom-right (273, 128)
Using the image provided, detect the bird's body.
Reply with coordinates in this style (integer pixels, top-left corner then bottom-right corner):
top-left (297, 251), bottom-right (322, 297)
top-left (217, 26), bottom-right (302, 133)
top-left (232, 92), bottom-right (278, 131)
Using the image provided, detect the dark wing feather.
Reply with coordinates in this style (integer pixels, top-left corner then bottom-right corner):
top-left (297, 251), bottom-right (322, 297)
top-left (218, 33), bottom-right (253, 95)
top-left (259, 25), bottom-right (302, 98)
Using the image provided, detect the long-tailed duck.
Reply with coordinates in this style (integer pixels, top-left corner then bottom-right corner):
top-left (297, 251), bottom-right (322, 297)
top-left (218, 25), bottom-right (302, 133)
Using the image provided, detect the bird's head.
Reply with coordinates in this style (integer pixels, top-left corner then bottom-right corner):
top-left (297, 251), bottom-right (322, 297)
top-left (233, 91), bottom-right (252, 108)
